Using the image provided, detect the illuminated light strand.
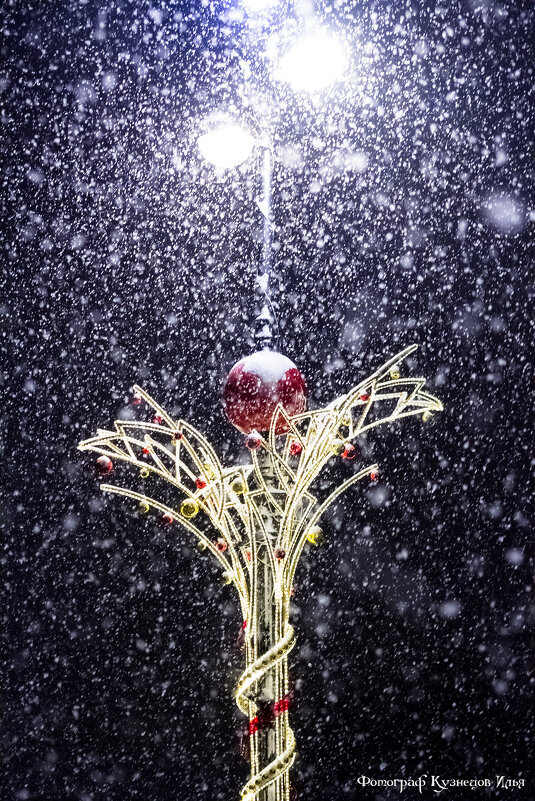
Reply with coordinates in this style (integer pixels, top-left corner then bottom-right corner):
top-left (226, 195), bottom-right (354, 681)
top-left (235, 624), bottom-right (295, 715)
top-left (78, 345), bottom-right (442, 801)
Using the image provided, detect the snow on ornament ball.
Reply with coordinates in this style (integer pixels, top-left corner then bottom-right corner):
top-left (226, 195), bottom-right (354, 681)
top-left (222, 350), bottom-right (307, 434)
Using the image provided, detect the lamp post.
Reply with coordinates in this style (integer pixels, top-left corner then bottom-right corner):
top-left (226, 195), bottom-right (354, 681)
top-left (79, 20), bottom-right (443, 801)
top-left (196, 118), bottom-right (276, 348)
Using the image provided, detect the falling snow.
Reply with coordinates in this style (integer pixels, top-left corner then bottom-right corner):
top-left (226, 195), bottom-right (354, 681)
top-left (2, 1), bottom-right (534, 800)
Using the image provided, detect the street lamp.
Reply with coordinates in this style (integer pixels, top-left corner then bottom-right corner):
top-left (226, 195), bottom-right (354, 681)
top-left (197, 120), bottom-right (256, 170)
top-left (76, 19), bottom-right (441, 801)
top-left (196, 27), bottom-right (348, 348)
top-left (275, 29), bottom-right (348, 92)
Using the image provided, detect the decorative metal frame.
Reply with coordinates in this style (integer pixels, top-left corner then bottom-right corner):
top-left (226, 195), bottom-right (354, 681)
top-left (78, 344), bottom-right (442, 801)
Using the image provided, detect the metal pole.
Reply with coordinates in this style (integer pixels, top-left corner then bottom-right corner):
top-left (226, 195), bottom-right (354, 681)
top-left (254, 451), bottom-right (287, 801)
top-left (261, 143), bottom-right (272, 279)
top-left (254, 143), bottom-right (275, 350)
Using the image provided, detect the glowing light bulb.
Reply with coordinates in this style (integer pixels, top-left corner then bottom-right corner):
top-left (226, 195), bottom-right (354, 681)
top-left (198, 122), bottom-right (255, 169)
top-left (276, 31), bottom-right (348, 92)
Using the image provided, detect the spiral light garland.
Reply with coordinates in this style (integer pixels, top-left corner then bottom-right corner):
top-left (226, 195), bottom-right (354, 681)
top-left (78, 344), bottom-right (442, 801)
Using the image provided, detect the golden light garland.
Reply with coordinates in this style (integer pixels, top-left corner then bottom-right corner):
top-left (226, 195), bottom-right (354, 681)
top-left (78, 344), bottom-right (442, 801)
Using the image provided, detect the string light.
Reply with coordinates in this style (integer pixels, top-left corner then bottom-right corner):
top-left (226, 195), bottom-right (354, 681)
top-left (78, 344), bottom-right (442, 801)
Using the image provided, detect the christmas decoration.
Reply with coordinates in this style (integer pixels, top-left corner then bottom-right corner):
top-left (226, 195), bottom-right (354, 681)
top-left (79, 343), bottom-right (442, 801)
top-left (95, 455), bottom-right (113, 475)
top-left (223, 350), bottom-right (307, 434)
top-left (341, 443), bottom-right (356, 460)
top-left (306, 525), bottom-right (323, 545)
top-left (245, 431), bottom-right (263, 450)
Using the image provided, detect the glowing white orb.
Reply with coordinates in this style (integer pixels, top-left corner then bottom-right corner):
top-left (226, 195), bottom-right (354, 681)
top-left (198, 123), bottom-right (255, 169)
top-left (276, 31), bottom-right (348, 92)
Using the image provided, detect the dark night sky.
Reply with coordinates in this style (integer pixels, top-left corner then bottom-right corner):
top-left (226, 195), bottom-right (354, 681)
top-left (2, 1), bottom-right (534, 800)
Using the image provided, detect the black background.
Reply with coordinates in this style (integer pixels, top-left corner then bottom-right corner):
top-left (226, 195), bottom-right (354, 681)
top-left (2, 1), bottom-right (534, 800)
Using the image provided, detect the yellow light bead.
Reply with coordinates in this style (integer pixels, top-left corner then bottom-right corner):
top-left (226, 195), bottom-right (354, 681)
top-left (330, 439), bottom-right (345, 456)
top-left (180, 498), bottom-right (199, 519)
top-left (306, 525), bottom-right (323, 545)
top-left (139, 467), bottom-right (150, 478)
top-left (341, 415), bottom-right (352, 427)
top-left (232, 477), bottom-right (246, 494)
top-left (423, 410), bottom-right (433, 422)
top-left (222, 571), bottom-right (233, 585)
top-left (138, 500), bottom-right (150, 514)
top-left (389, 365), bottom-right (400, 380)
top-left (202, 462), bottom-right (215, 479)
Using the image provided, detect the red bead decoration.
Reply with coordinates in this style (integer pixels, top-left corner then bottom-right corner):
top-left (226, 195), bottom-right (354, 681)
top-left (223, 350), bottom-right (307, 434)
top-left (161, 512), bottom-right (173, 526)
top-left (173, 431), bottom-right (184, 440)
top-left (274, 696), bottom-right (290, 716)
top-left (132, 393), bottom-right (142, 407)
top-left (360, 392), bottom-right (370, 402)
top-left (216, 538), bottom-right (228, 552)
top-left (289, 440), bottom-right (302, 456)
top-left (341, 443), bottom-right (356, 460)
top-left (196, 476), bottom-right (207, 490)
top-left (95, 455), bottom-right (113, 475)
top-left (274, 547), bottom-right (286, 560)
top-left (152, 414), bottom-right (163, 424)
top-left (142, 446), bottom-right (151, 455)
top-left (370, 470), bottom-right (378, 481)
top-left (245, 431), bottom-right (263, 450)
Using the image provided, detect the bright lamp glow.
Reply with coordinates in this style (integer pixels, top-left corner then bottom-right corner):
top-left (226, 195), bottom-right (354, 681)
top-left (277, 31), bottom-right (348, 92)
top-left (198, 122), bottom-right (255, 169)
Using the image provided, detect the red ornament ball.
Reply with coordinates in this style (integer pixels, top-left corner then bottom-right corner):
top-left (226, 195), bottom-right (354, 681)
top-left (289, 440), bottom-right (302, 456)
top-left (161, 512), bottom-right (174, 526)
top-left (223, 350), bottom-right (306, 434)
top-left (96, 455), bottom-right (113, 475)
top-left (196, 476), bottom-right (207, 490)
top-left (245, 431), bottom-right (263, 450)
top-left (274, 547), bottom-right (286, 560)
top-left (342, 443), bottom-right (356, 460)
